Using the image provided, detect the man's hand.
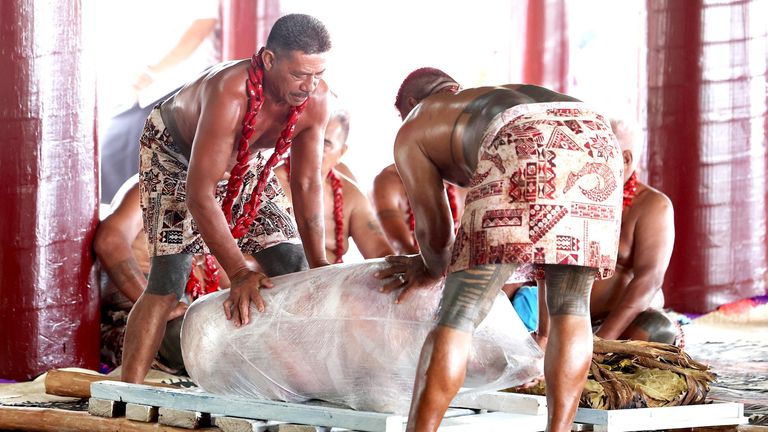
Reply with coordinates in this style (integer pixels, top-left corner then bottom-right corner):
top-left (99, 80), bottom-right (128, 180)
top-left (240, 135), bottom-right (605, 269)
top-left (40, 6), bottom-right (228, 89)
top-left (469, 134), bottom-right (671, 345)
top-left (374, 254), bottom-right (441, 304)
top-left (223, 269), bottom-right (274, 327)
top-left (167, 301), bottom-right (188, 321)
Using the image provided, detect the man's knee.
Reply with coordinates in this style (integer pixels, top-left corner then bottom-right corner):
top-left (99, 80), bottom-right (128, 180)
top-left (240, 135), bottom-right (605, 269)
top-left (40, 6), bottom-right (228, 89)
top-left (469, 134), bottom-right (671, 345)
top-left (146, 254), bottom-right (193, 300)
top-left (544, 264), bottom-right (595, 316)
top-left (630, 309), bottom-right (677, 344)
top-left (253, 242), bottom-right (308, 277)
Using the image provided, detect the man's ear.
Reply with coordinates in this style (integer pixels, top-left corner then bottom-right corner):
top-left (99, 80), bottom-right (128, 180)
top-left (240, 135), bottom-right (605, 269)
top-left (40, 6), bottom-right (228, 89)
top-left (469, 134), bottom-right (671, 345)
top-left (623, 149), bottom-right (633, 167)
top-left (340, 143), bottom-right (349, 158)
top-left (262, 49), bottom-right (276, 70)
top-left (406, 96), bottom-right (419, 112)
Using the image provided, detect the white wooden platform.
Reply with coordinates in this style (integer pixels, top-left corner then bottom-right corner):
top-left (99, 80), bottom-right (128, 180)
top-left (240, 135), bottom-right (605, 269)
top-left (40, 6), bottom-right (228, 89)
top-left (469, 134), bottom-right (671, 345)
top-left (90, 381), bottom-right (546, 432)
top-left (453, 391), bottom-right (747, 432)
top-left (89, 381), bottom-right (747, 432)
top-left (573, 400), bottom-right (748, 432)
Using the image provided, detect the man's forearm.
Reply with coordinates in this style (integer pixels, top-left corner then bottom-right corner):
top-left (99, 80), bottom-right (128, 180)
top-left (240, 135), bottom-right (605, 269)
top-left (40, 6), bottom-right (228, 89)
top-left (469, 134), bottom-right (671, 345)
top-left (295, 211), bottom-right (328, 267)
top-left (292, 181), bottom-right (329, 268)
top-left (377, 211), bottom-right (418, 255)
top-left (104, 258), bottom-right (147, 303)
top-left (418, 242), bottom-right (451, 279)
top-left (595, 276), bottom-right (660, 340)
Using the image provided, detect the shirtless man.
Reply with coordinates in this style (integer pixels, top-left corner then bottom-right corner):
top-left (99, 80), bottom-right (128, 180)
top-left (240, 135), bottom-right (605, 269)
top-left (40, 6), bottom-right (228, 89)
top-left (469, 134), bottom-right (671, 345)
top-left (275, 109), bottom-right (394, 263)
top-left (590, 118), bottom-right (676, 343)
top-left (373, 68), bottom-right (466, 254)
top-left (95, 176), bottom-right (233, 371)
top-left (375, 69), bottom-right (622, 432)
top-left (122, 14), bottom-right (332, 384)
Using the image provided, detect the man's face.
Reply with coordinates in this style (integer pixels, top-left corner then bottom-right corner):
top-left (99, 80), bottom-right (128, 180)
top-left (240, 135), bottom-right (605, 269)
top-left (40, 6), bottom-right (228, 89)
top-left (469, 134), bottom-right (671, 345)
top-left (322, 116), bottom-right (347, 172)
top-left (267, 50), bottom-right (327, 106)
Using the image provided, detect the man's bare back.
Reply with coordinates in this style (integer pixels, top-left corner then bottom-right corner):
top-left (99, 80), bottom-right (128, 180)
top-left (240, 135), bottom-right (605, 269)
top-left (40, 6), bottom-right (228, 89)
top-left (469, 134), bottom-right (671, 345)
top-left (396, 85), bottom-right (579, 190)
top-left (378, 68), bottom-right (623, 432)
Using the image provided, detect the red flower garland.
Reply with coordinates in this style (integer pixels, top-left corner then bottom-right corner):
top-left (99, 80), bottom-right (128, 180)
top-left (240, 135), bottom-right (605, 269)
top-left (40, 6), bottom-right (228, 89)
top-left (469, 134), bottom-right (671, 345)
top-left (222, 48), bottom-right (309, 238)
top-left (623, 171), bottom-right (638, 210)
top-left (185, 254), bottom-right (221, 301)
top-left (327, 169), bottom-right (345, 263)
top-left (284, 156), bottom-right (345, 263)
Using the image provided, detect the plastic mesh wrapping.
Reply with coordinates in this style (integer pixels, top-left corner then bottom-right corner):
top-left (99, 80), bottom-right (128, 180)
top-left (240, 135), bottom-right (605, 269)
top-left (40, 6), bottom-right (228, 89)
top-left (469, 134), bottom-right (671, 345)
top-left (182, 259), bottom-right (543, 414)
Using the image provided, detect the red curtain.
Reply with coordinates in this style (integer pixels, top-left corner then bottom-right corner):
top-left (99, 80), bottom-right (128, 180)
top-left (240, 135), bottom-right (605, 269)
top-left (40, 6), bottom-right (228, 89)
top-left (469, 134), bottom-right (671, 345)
top-left (522, 0), bottom-right (569, 93)
top-left (647, 0), bottom-right (768, 313)
top-left (221, 0), bottom-right (282, 61)
top-left (0, 0), bottom-right (100, 380)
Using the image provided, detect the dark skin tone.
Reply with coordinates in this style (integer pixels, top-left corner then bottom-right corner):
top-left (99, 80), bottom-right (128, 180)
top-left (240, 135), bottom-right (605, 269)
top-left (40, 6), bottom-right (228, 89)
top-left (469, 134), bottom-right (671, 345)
top-left (590, 139), bottom-right (674, 340)
top-left (536, 133), bottom-right (676, 342)
top-left (94, 180), bottom-right (188, 320)
top-left (375, 82), bottom-right (591, 432)
top-left (121, 48), bottom-right (330, 384)
top-left (169, 48), bottom-right (331, 322)
top-left (275, 114), bottom-right (394, 262)
top-left (373, 164), bottom-right (420, 255)
top-left (373, 165), bottom-right (467, 256)
top-left (373, 91), bottom-right (468, 256)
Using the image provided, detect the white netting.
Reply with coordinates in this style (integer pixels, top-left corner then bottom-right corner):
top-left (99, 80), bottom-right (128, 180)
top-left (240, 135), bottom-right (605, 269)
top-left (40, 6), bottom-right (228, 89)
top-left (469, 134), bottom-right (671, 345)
top-left (182, 259), bottom-right (542, 414)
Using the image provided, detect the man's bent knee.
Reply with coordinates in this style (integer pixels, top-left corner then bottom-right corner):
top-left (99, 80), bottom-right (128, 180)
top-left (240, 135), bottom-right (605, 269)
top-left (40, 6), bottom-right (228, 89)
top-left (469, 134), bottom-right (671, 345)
top-left (437, 265), bottom-right (514, 332)
top-left (253, 242), bottom-right (308, 277)
top-left (631, 309), bottom-right (677, 344)
top-left (146, 254), bottom-right (193, 300)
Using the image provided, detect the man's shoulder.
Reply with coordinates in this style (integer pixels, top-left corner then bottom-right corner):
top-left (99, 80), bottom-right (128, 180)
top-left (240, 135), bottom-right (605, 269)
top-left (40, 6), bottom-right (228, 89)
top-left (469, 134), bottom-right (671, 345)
top-left (373, 165), bottom-right (402, 187)
top-left (641, 184), bottom-right (672, 208)
top-left (633, 183), bottom-right (673, 220)
top-left (338, 173), bottom-right (368, 206)
top-left (192, 60), bottom-right (249, 99)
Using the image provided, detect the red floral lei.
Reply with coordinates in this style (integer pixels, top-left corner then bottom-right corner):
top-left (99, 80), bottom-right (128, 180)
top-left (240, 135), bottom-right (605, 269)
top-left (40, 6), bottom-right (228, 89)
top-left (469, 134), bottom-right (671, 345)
top-left (221, 48), bottom-right (309, 238)
top-left (186, 254), bottom-right (221, 300)
top-left (623, 171), bottom-right (638, 210)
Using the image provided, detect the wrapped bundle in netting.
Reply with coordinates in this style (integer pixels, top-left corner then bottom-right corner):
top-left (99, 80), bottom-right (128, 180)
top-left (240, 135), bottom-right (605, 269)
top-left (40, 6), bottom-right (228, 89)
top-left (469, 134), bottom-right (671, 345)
top-left (508, 337), bottom-right (716, 409)
top-left (182, 259), bottom-right (543, 414)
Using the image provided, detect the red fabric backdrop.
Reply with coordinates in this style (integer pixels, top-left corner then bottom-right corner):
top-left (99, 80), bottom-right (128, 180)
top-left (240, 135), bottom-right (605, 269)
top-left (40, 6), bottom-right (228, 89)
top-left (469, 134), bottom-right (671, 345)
top-left (221, 0), bottom-right (282, 61)
top-left (647, 0), bottom-right (768, 313)
top-left (0, 0), bottom-right (100, 380)
top-left (522, 0), bottom-right (569, 93)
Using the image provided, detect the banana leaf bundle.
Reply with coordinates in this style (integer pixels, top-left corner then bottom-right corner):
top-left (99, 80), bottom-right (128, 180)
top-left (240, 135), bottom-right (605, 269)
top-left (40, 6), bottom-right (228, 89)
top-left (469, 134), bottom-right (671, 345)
top-left (507, 337), bottom-right (716, 410)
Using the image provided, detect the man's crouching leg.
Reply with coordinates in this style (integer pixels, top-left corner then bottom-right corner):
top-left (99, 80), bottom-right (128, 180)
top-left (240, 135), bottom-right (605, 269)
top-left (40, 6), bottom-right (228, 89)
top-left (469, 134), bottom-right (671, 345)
top-left (543, 264), bottom-right (596, 432)
top-left (406, 264), bottom-right (514, 432)
top-left (623, 309), bottom-right (678, 345)
top-left (252, 242), bottom-right (308, 276)
top-left (122, 254), bottom-right (192, 383)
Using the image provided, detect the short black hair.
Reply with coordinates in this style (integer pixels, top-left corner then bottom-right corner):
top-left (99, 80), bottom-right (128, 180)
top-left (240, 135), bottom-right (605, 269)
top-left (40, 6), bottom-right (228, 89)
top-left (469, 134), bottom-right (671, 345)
top-left (266, 14), bottom-right (331, 56)
top-left (394, 67), bottom-right (457, 112)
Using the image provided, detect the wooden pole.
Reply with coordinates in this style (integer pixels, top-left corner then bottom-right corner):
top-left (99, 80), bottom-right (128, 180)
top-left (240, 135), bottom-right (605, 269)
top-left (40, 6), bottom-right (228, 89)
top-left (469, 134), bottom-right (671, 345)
top-left (44, 370), bottom-right (175, 399)
top-left (0, 406), bottom-right (221, 432)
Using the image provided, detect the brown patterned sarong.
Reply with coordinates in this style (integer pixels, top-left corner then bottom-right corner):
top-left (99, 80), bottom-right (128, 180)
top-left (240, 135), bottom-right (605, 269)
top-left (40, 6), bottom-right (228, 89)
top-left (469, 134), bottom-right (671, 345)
top-left (139, 106), bottom-right (300, 257)
top-left (449, 102), bottom-right (622, 280)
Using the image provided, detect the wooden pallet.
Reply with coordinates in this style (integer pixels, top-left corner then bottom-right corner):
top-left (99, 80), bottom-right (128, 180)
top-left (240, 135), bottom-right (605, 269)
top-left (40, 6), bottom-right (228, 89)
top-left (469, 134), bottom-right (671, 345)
top-left (573, 401), bottom-right (748, 432)
top-left (88, 381), bottom-right (748, 432)
top-left (451, 390), bottom-right (747, 432)
top-left (89, 382), bottom-right (547, 432)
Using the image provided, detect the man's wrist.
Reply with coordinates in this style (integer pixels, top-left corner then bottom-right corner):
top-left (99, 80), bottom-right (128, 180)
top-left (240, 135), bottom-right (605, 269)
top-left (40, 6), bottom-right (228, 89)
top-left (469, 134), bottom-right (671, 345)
top-left (229, 267), bottom-right (252, 284)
